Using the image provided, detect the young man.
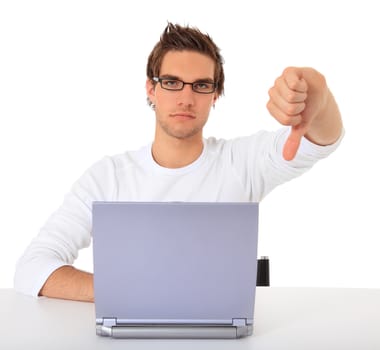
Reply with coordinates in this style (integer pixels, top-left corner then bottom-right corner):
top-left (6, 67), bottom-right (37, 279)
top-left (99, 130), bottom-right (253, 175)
top-left (14, 23), bottom-right (343, 302)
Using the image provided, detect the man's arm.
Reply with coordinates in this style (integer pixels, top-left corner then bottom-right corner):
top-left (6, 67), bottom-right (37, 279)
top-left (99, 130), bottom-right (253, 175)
top-left (14, 156), bottom-right (118, 300)
top-left (39, 266), bottom-right (94, 302)
top-left (267, 67), bottom-right (343, 160)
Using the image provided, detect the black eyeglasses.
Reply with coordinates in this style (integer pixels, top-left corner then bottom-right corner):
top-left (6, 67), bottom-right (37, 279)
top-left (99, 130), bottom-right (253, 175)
top-left (153, 77), bottom-right (217, 94)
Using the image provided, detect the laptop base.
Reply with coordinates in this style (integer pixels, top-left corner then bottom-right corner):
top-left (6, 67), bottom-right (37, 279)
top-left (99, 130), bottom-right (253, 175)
top-left (97, 324), bottom-right (253, 339)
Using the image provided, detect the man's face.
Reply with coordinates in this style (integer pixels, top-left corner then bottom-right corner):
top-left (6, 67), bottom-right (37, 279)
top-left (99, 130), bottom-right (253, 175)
top-left (147, 50), bottom-right (218, 141)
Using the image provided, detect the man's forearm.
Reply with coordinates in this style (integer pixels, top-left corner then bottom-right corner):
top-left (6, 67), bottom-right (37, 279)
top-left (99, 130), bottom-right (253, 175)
top-left (39, 265), bottom-right (94, 302)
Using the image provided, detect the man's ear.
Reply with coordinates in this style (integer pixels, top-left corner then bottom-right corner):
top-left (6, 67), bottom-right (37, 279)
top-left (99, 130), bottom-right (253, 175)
top-left (212, 93), bottom-right (219, 105)
top-left (146, 78), bottom-right (156, 105)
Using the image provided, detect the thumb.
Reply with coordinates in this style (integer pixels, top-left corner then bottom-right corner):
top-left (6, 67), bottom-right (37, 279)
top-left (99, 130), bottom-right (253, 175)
top-left (283, 125), bottom-right (307, 161)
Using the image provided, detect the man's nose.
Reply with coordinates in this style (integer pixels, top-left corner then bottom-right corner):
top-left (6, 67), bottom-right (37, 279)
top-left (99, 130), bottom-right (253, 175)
top-left (177, 84), bottom-right (195, 106)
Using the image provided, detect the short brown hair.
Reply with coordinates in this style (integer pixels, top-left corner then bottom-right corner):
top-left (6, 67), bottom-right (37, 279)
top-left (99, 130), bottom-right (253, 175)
top-left (146, 22), bottom-right (225, 96)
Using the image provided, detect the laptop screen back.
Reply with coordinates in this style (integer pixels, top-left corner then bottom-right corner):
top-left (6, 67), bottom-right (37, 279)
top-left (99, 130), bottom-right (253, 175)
top-left (92, 202), bottom-right (259, 324)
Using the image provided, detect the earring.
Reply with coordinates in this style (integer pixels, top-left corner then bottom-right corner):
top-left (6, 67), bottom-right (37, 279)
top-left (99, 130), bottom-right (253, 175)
top-left (147, 97), bottom-right (155, 110)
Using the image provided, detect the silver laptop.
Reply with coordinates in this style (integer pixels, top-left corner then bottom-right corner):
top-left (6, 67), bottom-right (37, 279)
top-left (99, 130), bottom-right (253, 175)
top-left (92, 201), bottom-right (259, 339)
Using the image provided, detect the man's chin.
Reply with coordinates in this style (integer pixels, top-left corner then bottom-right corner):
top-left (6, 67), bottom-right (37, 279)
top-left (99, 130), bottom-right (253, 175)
top-left (164, 127), bottom-right (202, 140)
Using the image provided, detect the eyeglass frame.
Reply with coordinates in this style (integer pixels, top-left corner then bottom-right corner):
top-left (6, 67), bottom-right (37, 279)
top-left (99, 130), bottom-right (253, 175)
top-left (152, 76), bottom-right (218, 94)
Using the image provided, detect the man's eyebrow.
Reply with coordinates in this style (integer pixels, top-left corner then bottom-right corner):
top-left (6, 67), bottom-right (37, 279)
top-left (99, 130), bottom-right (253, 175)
top-left (159, 74), bottom-right (214, 82)
top-left (159, 74), bottom-right (179, 80)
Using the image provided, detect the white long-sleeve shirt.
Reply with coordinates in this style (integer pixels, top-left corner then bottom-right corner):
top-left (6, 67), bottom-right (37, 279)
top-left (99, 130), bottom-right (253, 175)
top-left (14, 127), bottom-right (343, 297)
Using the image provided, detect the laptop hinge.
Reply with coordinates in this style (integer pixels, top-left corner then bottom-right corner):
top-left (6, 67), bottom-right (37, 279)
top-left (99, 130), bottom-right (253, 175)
top-left (232, 318), bottom-right (247, 327)
top-left (97, 318), bottom-right (117, 336)
top-left (233, 318), bottom-right (253, 338)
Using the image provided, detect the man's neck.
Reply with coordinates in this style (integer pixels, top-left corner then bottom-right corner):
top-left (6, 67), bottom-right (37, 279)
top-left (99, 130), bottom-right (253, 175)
top-left (151, 134), bottom-right (204, 169)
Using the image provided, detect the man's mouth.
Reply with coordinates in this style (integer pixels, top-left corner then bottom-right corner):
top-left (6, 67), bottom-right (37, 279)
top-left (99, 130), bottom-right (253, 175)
top-left (170, 113), bottom-right (196, 120)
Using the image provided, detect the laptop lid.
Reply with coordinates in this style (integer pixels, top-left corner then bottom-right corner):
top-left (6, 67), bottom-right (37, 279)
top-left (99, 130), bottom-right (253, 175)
top-left (92, 201), bottom-right (259, 338)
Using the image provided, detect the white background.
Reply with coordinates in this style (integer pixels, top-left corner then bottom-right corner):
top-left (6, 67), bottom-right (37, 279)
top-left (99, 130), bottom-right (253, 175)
top-left (1, 0), bottom-right (379, 289)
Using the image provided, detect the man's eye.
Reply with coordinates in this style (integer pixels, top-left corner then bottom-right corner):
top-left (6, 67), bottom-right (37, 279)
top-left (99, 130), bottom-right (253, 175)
top-left (163, 80), bottom-right (181, 88)
top-left (194, 82), bottom-right (211, 90)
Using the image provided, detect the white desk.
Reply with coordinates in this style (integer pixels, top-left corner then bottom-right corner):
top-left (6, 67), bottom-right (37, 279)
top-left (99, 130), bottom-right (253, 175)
top-left (1, 287), bottom-right (379, 349)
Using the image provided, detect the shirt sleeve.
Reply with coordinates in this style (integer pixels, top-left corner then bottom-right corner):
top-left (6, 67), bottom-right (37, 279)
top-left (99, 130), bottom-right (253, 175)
top-left (13, 156), bottom-right (117, 297)
top-left (227, 127), bottom-right (345, 202)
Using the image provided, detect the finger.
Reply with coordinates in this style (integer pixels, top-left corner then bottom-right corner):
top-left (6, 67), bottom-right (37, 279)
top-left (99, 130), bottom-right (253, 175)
top-left (268, 86), bottom-right (306, 117)
top-left (283, 67), bottom-right (308, 93)
top-left (282, 124), bottom-right (308, 161)
top-left (267, 98), bottom-right (303, 126)
top-left (274, 75), bottom-right (308, 103)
